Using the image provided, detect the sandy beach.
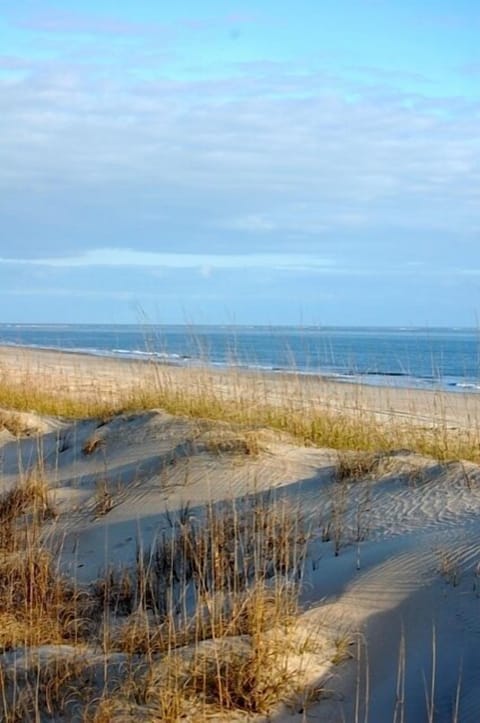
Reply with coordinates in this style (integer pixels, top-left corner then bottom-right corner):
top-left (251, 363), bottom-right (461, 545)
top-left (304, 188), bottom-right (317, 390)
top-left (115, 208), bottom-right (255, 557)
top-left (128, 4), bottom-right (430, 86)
top-left (2, 345), bottom-right (480, 720)
top-left (1, 343), bottom-right (479, 429)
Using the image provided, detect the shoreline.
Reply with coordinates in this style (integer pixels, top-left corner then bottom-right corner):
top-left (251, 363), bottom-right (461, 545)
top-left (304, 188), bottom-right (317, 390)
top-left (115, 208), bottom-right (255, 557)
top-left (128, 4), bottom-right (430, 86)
top-left (1, 343), bottom-right (480, 431)
top-left (0, 339), bottom-right (478, 396)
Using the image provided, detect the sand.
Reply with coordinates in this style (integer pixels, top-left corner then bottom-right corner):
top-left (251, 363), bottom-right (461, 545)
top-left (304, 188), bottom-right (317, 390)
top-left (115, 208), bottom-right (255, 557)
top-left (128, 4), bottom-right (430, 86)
top-left (1, 343), bottom-right (479, 429)
top-left (1, 345), bottom-right (480, 721)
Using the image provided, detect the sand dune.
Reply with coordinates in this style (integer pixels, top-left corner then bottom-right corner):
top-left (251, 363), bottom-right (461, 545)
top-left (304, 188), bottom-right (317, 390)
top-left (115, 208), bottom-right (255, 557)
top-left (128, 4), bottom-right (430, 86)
top-left (1, 347), bottom-right (480, 720)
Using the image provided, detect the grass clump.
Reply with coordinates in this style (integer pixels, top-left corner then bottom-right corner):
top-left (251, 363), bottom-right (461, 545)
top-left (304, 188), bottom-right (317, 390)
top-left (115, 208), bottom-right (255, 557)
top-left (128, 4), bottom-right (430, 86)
top-left (0, 410), bottom-right (36, 438)
top-left (0, 473), bottom-right (56, 552)
top-left (97, 496), bottom-right (307, 622)
top-left (0, 469), bottom-right (323, 720)
top-left (0, 476), bottom-right (94, 652)
top-left (89, 496), bottom-right (313, 719)
top-left (129, 580), bottom-right (306, 720)
top-left (83, 435), bottom-right (105, 456)
top-left (336, 451), bottom-right (380, 482)
top-left (0, 549), bottom-right (75, 649)
top-left (146, 627), bottom-right (299, 718)
top-left (1, 655), bottom-right (98, 722)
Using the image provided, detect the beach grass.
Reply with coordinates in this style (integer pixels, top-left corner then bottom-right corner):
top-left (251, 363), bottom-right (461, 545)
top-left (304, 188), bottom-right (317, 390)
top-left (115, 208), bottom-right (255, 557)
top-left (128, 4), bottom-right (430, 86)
top-left (1, 349), bottom-right (480, 719)
top-left (1, 355), bottom-right (479, 463)
top-left (0, 475), bottom-right (318, 721)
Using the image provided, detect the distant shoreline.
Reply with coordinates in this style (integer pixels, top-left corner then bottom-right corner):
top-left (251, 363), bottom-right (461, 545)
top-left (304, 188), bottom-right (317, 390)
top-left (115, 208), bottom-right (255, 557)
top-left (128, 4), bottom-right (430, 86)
top-left (1, 323), bottom-right (478, 330)
top-left (0, 337), bottom-right (478, 396)
top-left (1, 343), bottom-right (479, 432)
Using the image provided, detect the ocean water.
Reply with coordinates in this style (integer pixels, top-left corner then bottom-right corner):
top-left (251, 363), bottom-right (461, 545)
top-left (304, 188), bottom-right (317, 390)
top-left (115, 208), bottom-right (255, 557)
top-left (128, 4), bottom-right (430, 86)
top-left (0, 324), bottom-right (479, 393)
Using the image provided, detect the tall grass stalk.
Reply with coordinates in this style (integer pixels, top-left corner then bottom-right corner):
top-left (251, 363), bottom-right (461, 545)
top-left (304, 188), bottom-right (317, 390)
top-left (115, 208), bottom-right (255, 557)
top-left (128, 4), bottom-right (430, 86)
top-left (1, 359), bottom-right (480, 462)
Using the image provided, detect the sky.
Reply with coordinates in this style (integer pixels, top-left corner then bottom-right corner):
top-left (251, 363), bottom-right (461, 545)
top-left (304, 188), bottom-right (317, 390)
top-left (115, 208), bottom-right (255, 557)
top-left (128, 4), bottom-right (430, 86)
top-left (0, 0), bottom-right (479, 325)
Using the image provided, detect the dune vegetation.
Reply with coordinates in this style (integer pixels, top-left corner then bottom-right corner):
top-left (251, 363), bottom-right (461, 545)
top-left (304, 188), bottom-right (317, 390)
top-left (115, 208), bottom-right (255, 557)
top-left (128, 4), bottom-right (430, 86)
top-left (1, 347), bottom-right (480, 720)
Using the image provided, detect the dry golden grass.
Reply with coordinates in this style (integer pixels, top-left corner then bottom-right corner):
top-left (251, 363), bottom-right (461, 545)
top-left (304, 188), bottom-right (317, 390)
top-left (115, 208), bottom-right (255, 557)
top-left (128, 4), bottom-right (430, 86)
top-left (0, 410), bottom-right (34, 438)
top-left (144, 631), bottom-right (301, 718)
top-left (82, 434), bottom-right (105, 456)
top-left (0, 472), bottom-right (319, 721)
top-left (0, 476), bottom-right (96, 654)
top-left (0, 473), bottom-right (56, 551)
top-left (87, 497), bottom-right (313, 719)
top-left (0, 655), bottom-right (98, 722)
top-left (336, 451), bottom-right (381, 482)
top-left (0, 550), bottom-right (73, 649)
top-left (95, 495), bottom-right (306, 626)
top-left (1, 360), bottom-right (479, 463)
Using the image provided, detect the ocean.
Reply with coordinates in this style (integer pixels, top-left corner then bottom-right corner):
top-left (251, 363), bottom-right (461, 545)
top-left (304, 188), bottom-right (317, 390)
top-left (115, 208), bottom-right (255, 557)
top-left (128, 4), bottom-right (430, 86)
top-left (0, 324), bottom-right (479, 393)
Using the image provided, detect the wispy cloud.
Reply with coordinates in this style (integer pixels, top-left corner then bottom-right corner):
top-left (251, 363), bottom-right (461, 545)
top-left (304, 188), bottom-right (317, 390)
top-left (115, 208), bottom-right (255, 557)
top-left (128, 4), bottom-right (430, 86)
top-left (1, 1), bottom-right (479, 318)
top-left (0, 54), bottom-right (33, 70)
top-left (1, 61), bottom-right (478, 245)
top-left (11, 7), bottom-right (255, 39)
top-left (15, 9), bottom-right (166, 37)
top-left (0, 248), bottom-right (334, 271)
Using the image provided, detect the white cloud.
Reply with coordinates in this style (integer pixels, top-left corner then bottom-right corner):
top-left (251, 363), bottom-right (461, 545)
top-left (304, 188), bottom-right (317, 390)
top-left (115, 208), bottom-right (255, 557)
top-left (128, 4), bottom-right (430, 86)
top-left (0, 248), bottom-right (334, 271)
top-left (0, 21), bottom-right (479, 268)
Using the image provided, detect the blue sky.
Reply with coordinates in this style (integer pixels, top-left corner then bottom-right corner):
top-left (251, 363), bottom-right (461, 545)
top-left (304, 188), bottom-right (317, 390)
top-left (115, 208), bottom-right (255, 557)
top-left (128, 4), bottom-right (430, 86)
top-left (1, 0), bottom-right (479, 324)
